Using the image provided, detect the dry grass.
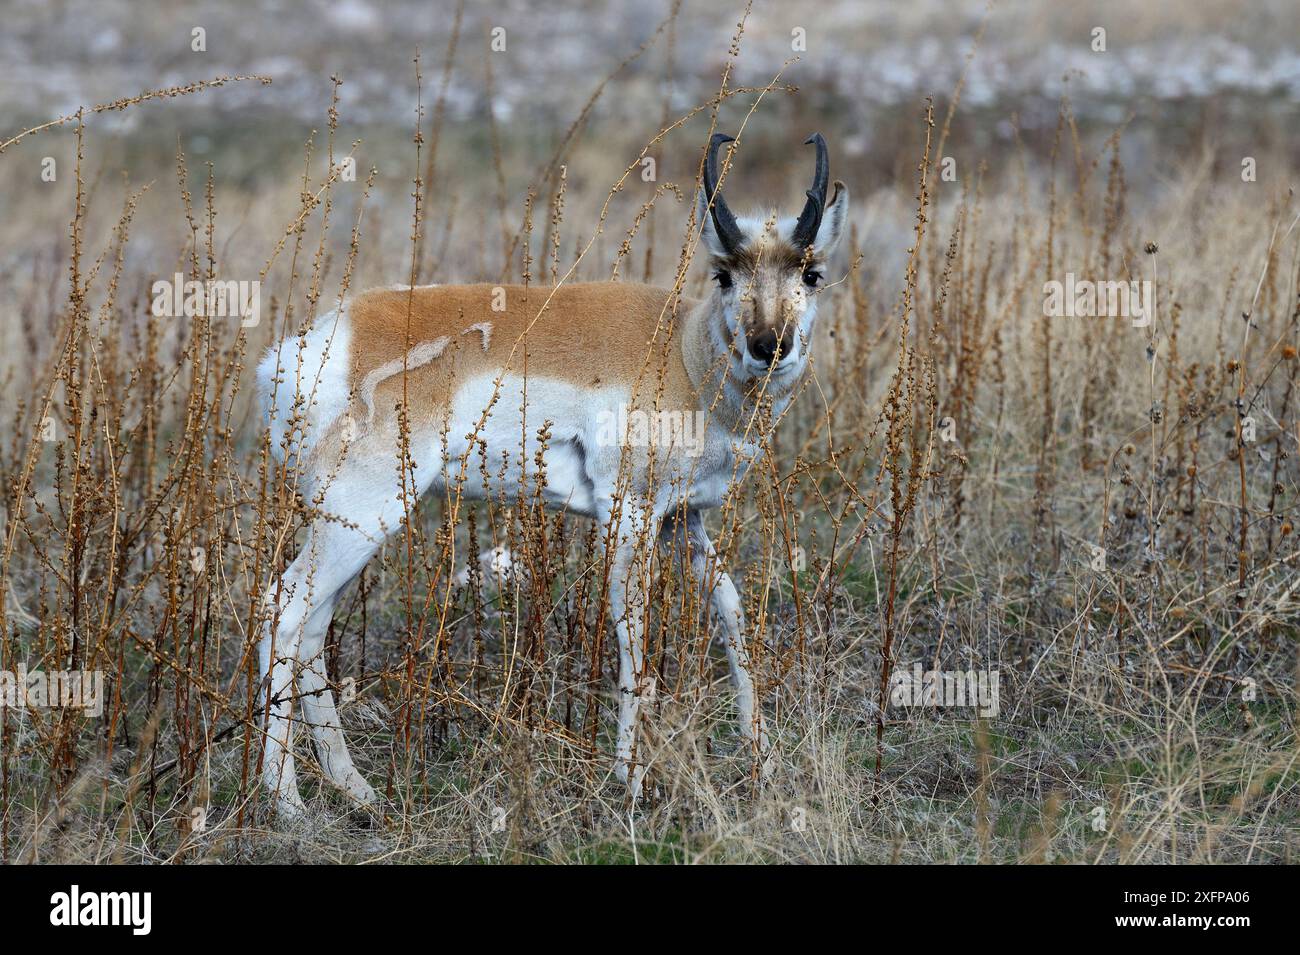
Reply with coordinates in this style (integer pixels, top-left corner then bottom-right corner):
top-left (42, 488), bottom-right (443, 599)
top-left (2, 2), bottom-right (1299, 864)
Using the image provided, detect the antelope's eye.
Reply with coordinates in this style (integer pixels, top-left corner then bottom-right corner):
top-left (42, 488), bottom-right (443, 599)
top-left (714, 269), bottom-right (733, 290)
top-left (802, 268), bottom-right (822, 287)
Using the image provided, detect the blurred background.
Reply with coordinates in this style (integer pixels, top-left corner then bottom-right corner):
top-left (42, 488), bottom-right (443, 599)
top-left (8, 0), bottom-right (1300, 158)
top-left (4, 0), bottom-right (1300, 293)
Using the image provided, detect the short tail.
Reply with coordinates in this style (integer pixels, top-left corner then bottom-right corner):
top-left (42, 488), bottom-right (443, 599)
top-left (256, 307), bottom-right (353, 465)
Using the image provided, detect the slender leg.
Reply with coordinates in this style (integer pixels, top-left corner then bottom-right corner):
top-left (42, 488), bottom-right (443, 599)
top-left (259, 596), bottom-right (307, 817)
top-left (662, 509), bottom-right (772, 775)
top-left (259, 455), bottom-right (422, 815)
top-left (601, 501), bottom-right (658, 799)
top-left (298, 599), bottom-right (378, 805)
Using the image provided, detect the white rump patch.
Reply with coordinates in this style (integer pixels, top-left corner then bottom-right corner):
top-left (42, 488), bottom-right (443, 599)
top-left (462, 321), bottom-right (492, 352)
top-left (258, 308), bottom-right (352, 463)
top-left (359, 337), bottom-right (450, 421)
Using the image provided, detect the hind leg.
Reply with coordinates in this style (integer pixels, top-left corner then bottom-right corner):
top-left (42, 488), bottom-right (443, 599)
top-left (259, 613), bottom-right (307, 817)
top-left (298, 605), bottom-right (378, 805)
top-left (259, 450), bottom-right (429, 814)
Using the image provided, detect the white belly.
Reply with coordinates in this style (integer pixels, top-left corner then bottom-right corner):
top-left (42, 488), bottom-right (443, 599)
top-left (430, 374), bottom-right (604, 516)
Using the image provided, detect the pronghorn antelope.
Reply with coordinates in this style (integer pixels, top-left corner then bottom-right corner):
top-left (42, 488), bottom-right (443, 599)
top-left (256, 132), bottom-right (848, 815)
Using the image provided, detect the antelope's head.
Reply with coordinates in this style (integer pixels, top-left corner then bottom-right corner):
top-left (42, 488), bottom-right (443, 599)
top-left (697, 132), bottom-right (849, 386)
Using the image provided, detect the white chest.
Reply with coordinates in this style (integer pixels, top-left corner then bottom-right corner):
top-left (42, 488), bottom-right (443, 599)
top-left (681, 431), bottom-right (761, 511)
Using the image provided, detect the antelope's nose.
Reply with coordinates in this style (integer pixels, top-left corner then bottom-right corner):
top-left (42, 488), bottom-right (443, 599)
top-left (748, 330), bottom-right (791, 366)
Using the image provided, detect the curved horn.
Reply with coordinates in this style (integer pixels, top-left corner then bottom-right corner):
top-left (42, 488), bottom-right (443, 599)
top-left (791, 133), bottom-right (830, 250)
top-left (702, 132), bottom-right (745, 255)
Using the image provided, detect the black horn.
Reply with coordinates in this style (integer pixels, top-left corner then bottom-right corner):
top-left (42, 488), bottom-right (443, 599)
top-left (791, 133), bottom-right (830, 250)
top-left (702, 132), bottom-right (745, 255)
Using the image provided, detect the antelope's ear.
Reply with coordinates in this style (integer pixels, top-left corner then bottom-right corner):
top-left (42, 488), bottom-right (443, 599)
top-left (696, 187), bottom-right (730, 260)
top-left (813, 181), bottom-right (849, 258)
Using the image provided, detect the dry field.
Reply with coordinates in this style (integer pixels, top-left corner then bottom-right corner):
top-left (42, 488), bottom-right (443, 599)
top-left (2, 0), bottom-right (1299, 864)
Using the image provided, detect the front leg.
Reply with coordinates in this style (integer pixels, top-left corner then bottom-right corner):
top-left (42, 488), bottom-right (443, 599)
top-left (600, 501), bottom-right (659, 800)
top-left (663, 509), bottom-right (772, 777)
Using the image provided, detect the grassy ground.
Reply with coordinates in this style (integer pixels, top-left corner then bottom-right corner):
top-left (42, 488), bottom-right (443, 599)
top-left (2, 0), bottom-right (1299, 864)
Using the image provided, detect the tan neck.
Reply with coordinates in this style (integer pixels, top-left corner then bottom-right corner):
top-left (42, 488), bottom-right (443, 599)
top-left (681, 296), bottom-right (717, 398)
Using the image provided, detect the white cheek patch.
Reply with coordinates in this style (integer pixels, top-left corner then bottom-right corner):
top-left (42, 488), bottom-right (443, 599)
top-left (790, 299), bottom-right (819, 363)
top-left (783, 334), bottom-right (802, 364)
